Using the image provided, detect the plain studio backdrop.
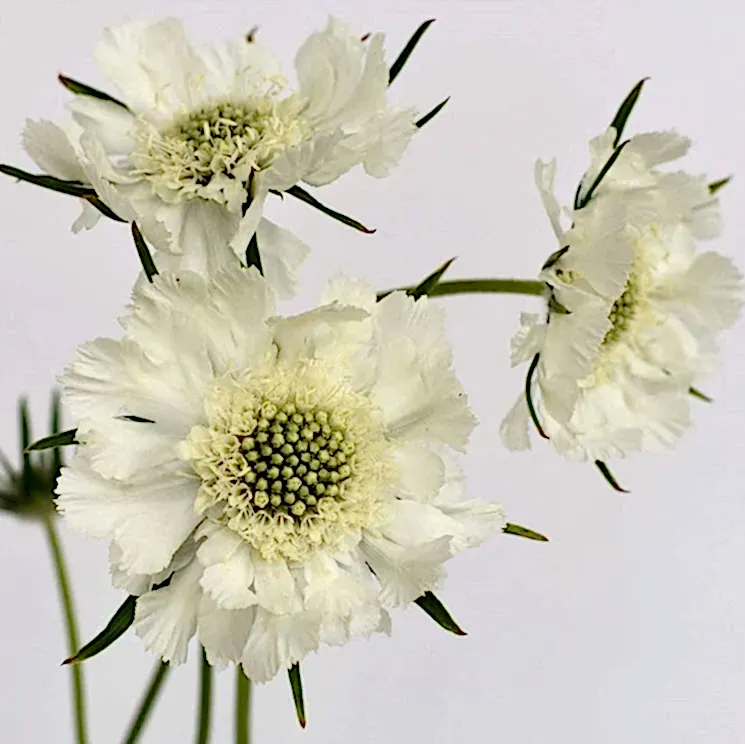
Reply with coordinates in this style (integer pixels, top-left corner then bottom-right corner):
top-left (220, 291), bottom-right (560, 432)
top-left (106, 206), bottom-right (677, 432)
top-left (1, 1), bottom-right (744, 742)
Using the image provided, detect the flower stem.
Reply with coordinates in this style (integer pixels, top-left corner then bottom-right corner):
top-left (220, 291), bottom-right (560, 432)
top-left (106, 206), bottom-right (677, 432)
top-left (43, 513), bottom-right (88, 744)
top-left (195, 647), bottom-right (213, 744)
top-left (428, 279), bottom-right (545, 297)
top-left (122, 661), bottom-right (170, 744)
top-left (377, 278), bottom-right (545, 300)
top-left (235, 667), bottom-right (252, 744)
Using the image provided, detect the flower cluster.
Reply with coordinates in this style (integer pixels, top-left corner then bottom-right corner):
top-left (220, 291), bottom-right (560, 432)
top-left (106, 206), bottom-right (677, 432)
top-left (1, 13), bottom-right (740, 738)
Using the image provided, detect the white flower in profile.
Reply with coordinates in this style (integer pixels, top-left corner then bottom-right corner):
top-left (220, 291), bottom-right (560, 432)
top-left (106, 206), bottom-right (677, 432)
top-left (502, 123), bottom-right (742, 481)
top-left (21, 17), bottom-right (421, 294)
top-left (55, 270), bottom-right (504, 681)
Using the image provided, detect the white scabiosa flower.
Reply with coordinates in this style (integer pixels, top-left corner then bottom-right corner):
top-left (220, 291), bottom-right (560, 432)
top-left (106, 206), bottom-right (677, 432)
top-left (21, 18), bottom-right (420, 292)
top-left (502, 122), bottom-right (741, 483)
top-left (56, 270), bottom-right (504, 681)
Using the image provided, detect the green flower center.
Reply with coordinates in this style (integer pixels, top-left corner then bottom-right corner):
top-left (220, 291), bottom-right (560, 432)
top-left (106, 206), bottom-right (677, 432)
top-left (603, 277), bottom-right (639, 346)
top-left (235, 400), bottom-right (357, 518)
top-left (182, 365), bottom-right (393, 562)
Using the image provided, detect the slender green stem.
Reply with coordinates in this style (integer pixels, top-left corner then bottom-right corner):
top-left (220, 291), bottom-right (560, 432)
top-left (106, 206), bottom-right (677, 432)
top-left (235, 668), bottom-right (252, 744)
top-left (122, 661), bottom-right (170, 744)
top-left (195, 648), bottom-right (213, 744)
top-left (43, 513), bottom-right (88, 744)
top-left (379, 278), bottom-right (546, 299)
top-left (429, 279), bottom-right (545, 297)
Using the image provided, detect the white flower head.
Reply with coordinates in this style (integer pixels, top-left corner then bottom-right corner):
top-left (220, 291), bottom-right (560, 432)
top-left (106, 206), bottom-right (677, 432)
top-left (56, 270), bottom-right (504, 681)
top-left (502, 125), bottom-right (742, 474)
top-left (22, 17), bottom-right (420, 293)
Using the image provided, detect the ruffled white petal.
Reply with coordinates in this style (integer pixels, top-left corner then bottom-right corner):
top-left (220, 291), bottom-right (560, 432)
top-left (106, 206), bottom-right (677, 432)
top-left (22, 119), bottom-right (87, 181)
top-left (134, 559), bottom-right (203, 665)
top-left (56, 453), bottom-right (200, 574)
top-left (95, 19), bottom-right (204, 117)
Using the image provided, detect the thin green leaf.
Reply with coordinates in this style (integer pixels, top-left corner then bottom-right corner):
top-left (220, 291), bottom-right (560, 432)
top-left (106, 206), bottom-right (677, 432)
top-left (84, 194), bottom-right (126, 222)
top-left (578, 140), bottom-right (630, 209)
top-left (26, 428), bottom-right (77, 453)
top-left (0, 164), bottom-right (95, 198)
top-left (414, 591), bottom-right (466, 636)
top-left (131, 222), bottom-right (158, 282)
top-left (288, 663), bottom-right (306, 729)
top-left (284, 185), bottom-right (375, 233)
top-left (245, 233), bottom-right (263, 275)
top-left (58, 74), bottom-right (129, 110)
top-left (415, 97), bottom-right (449, 129)
top-left (594, 460), bottom-right (629, 493)
top-left (389, 19), bottom-right (435, 84)
top-left (689, 386), bottom-right (713, 402)
top-left (709, 176), bottom-right (731, 195)
top-left (115, 415), bottom-right (155, 424)
top-left (64, 596), bottom-right (136, 665)
top-left (406, 257), bottom-right (456, 300)
top-left (503, 523), bottom-right (549, 541)
top-left (525, 354), bottom-right (549, 439)
top-left (19, 398), bottom-right (32, 499)
top-left (609, 78), bottom-right (648, 146)
top-left (542, 246), bottom-right (569, 271)
top-left (50, 390), bottom-right (63, 475)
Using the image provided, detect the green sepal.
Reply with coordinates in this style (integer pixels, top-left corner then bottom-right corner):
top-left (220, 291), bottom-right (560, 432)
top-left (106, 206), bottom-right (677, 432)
top-left (58, 74), bottom-right (129, 110)
top-left (19, 398), bottom-right (32, 500)
top-left (594, 460), bottom-right (629, 493)
top-left (525, 354), bottom-right (549, 439)
top-left (115, 415), bottom-right (155, 424)
top-left (0, 164), bottom-right (95, 198)
top-left (503, 523), bottom-right (549, 542)
top-left (84, 195), bottom-right (126, 222)
top-left (132, 222), bottom-right (158, 282)
top-left (547, 294), bottom-right (571, 315)
top-left (283, 185), bottom-right (375, 233)
top-left (406, 257), bottom-right (456, 300)
top-left (414, 591), bottom-right (466, 636)
top-left (389, 19), bottom-right (435, 84)
top-left (689, 386), bottom-right (712, 402)
top-left (577, 140), bottom-right (630, 209)
top-left (709, 177), bottom-right (731, 195)
top-left (25, 428), bottom-right (77, 453)
top-left (609, 78), bottom-right (648, 146)
top-left (63, 595), bottom-right (136, 665)
top-left (50, 390), bottom-right (63, 476)
top-left (0, 164), bottom-right (125, 222)
top-left (288, 663), bottom-right (306, 728)
top-left (245, 233), bottom-right (263, 275)
top-left (415, 97), bottom-right (449, 129)
top-left (542, 246), bottom-right (569, 271)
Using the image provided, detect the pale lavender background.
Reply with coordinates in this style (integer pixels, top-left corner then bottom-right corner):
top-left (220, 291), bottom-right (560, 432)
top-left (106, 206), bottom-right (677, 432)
top-left (1, 1), bottom-right (744, 742)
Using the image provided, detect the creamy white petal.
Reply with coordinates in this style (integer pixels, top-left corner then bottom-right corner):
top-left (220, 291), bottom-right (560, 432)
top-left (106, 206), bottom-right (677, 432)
top-left (67, 97), bottom-right (135, 154)
top-left (500, 394), bottom-right (532, 451)
top-left (534, 159), bottom-right (563, 239)
top-left (197, 525), bottom-right (257, 609)
top-left (296, 20), bottom-right (387, 132)
top-left (241, 608), bottom-right (320, 683)
top-left (253, 558), bottom-right (302, 615)
top-left (360, 534), bottom-right (450, 607)
top-left (254, 218), bottom-right (310, 300)
top-left (198, 594), bottom-right (255, 668)
top-left (134, 559), bottom-right (203, 665)
top-left (56, 454), bottom-right (200, 574)
top-left (22, 119), bottom-right (87, 181)
top-left (95, 19), bottom-right (204, 117)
